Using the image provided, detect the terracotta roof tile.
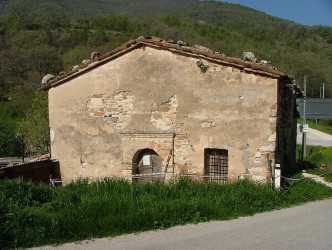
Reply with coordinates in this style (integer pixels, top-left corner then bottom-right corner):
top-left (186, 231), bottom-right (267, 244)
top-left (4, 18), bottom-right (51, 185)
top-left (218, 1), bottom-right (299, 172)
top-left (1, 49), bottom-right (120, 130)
top-left (40, 36), bottom-right (293, 91)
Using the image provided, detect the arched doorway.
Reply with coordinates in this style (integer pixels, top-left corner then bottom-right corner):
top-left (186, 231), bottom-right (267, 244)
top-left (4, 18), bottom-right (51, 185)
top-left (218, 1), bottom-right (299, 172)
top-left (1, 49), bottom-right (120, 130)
top-left (132, 148), bottom-right (163, 183)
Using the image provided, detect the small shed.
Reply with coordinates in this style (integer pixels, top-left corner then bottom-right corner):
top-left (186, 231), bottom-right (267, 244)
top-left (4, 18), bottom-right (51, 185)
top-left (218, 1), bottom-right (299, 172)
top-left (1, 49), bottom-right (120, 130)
top-left (0, 156), bottom-right (60, 183)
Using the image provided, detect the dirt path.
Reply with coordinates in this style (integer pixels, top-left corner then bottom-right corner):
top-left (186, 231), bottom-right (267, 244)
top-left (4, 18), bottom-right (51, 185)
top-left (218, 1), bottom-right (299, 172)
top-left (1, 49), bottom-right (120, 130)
top-left (302, 173), bottom-right (332, 188)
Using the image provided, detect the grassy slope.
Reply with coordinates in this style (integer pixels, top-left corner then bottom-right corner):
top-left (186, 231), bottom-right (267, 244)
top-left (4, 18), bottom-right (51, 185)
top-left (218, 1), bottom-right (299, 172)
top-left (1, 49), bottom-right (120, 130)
top-left (296, 144), bottom-right (332, 177)
top-left (305, 145), bottom-right (332, 166)
top-left (296, 122), bottom-right (332, 182)
top-left (1, 178), bottom-right (332, 248)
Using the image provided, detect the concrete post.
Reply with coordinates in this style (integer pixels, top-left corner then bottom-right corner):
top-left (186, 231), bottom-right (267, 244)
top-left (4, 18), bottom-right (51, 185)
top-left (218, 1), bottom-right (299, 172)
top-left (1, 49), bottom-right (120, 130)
top-left (274, 164), bottom-right (281, 189)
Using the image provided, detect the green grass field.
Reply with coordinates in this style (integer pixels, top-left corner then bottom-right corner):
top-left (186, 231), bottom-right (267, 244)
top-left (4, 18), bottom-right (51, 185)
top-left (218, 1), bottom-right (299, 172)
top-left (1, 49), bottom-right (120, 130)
top-left (1, 178), bottom-right (332, 249)
top-left (296, 143), bottom-right (332, 182)
top-left (297, 144), bottom-right (332, 167)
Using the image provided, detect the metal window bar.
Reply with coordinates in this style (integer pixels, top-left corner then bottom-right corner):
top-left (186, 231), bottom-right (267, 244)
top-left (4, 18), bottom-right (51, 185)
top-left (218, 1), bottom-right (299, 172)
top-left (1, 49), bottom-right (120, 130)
top-left (204, 148), bottom-right (228, 183)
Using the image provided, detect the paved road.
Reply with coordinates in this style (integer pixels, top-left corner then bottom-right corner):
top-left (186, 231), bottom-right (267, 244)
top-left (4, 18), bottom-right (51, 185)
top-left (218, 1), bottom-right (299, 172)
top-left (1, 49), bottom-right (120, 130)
top-left (34, 198), bottom-right (332, 250)
top-left (297, 125), bottom-right (332, 146)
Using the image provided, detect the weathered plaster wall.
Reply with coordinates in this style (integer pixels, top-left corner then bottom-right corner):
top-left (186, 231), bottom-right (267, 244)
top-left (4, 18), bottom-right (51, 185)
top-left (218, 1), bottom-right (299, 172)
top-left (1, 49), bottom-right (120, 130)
top-left (48, 46), bottom-right (281, 181)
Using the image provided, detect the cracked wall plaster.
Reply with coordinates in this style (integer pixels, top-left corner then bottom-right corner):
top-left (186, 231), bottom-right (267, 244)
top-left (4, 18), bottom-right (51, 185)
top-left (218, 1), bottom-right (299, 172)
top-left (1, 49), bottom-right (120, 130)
top-left (150, 94), bottom-right (178, 130)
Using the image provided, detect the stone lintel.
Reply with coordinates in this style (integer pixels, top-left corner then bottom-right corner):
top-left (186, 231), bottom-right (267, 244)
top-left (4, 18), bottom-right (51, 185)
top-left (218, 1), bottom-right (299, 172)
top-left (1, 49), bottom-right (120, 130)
top-left (120, 131), bottom-right (175, 138)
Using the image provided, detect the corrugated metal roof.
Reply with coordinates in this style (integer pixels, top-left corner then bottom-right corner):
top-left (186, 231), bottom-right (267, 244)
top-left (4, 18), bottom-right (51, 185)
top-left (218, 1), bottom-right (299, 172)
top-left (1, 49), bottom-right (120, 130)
top-left (0, 154), bottom-right (51, 170)
top-left (40, 36), bottom-right (294, 91)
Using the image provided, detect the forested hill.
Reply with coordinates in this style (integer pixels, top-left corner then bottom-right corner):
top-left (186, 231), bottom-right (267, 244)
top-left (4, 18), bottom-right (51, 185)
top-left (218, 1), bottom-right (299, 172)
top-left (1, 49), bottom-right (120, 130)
top-left (1, 0), bottom-right (198, 16)
top-left (0, 0), bottom-right (331, 92)
top-left (0, 0), bottom-right (332, 157)
top-left (178, 1), bottom-right (332, 89)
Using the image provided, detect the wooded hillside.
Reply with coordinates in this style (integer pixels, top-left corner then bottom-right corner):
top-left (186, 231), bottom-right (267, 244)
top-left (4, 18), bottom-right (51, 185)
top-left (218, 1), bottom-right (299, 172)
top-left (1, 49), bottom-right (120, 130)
top-left (0, 0), bottom-right (331, 157)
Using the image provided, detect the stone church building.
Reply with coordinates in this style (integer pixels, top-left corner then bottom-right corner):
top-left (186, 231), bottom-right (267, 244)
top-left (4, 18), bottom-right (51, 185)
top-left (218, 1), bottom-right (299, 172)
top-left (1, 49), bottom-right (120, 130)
top-left (41, 37), bottom-right (299, 183)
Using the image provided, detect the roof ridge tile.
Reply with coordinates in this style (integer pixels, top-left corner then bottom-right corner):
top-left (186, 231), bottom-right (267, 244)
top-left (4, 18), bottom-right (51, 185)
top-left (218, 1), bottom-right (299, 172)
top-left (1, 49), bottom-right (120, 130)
top-left (40, 36), bottom-right (293, 91)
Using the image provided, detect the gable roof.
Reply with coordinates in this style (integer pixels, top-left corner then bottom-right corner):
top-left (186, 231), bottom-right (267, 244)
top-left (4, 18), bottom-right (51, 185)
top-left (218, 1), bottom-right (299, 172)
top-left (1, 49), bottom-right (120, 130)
top-left (40, 36), bottom-right (294, 91)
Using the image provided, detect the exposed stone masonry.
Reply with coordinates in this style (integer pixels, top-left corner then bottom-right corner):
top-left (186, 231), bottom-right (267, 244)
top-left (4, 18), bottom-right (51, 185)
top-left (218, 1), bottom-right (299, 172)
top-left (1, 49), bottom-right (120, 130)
top-left (174, 131), bottom-right (195, 173)
top-left (200, 121), bottom-right (216, 129)
top-left (248, 103), bottom-right (278, 181)
top-left (87, 91), bottom-right (134, 129)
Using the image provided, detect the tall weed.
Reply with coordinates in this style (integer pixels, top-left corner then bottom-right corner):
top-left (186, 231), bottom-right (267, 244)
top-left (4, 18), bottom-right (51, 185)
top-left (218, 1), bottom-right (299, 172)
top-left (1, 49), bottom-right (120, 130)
top-left (0, 178), bottom-right (331, 248)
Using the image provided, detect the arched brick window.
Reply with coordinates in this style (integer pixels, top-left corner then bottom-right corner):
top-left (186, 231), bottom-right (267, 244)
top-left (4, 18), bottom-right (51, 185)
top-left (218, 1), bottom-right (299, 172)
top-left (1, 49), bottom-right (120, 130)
top-left (132, 148), bottom-right (163, 183)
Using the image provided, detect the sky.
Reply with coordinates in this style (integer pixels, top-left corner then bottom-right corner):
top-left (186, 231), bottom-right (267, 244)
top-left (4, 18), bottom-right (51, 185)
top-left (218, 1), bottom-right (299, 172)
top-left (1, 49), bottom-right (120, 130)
top-left (219, 0), bottom-right (332, 27)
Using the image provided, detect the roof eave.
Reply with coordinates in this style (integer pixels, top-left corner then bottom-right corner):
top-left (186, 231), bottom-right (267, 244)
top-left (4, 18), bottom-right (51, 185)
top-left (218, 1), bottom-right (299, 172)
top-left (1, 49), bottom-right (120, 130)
top-left (40, 39), bottom-right (141, 91)
top-left (40, 37), bottom-right (292, 91)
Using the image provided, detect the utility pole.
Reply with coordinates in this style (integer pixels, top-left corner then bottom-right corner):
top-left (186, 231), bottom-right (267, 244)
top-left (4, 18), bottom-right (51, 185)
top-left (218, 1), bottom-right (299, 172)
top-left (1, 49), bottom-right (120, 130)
top-left (302, 76), bottom-right (307, 160)
top-left (317, 83), bottom-right (325, 126)
top-left (323, 83), bottom-right (325, 98)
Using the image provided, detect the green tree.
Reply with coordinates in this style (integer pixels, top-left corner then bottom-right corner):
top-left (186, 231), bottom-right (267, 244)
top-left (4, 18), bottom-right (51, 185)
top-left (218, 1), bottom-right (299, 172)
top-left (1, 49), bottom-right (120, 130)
top-left (162, 14), bottom-right (181, 27)
top-left (0, 102), bottom-right (22, 157)
top-left (0, 76), bottom-right (9, 100)
top-left (61, 45), bottom-right (91, 70)
top-left (33, 1), bottom-right (69, 30)
top-left (110, 14), bottom-right (131, 31)
top-left (88, 28), bottom-right (108, 46)
top-left (4, 0), bottom-right (34, 30)
top-left (8, 85), bottom-right (35, 117)
top-left (17, 92), bottom-right (49, 156)
top-left (0, 47), bottom-right (33, 86)
top-left (31, 45), bottom-right (63, 76)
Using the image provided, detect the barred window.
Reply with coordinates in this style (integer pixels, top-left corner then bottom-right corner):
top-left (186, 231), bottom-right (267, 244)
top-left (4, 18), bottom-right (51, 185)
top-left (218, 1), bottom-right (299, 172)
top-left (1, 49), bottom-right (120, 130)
top-left (204, 148), bottom-right (228, 183)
